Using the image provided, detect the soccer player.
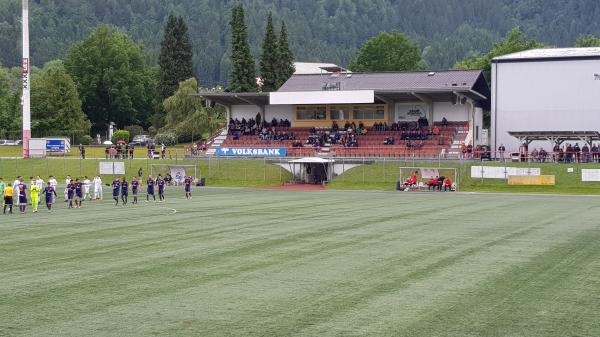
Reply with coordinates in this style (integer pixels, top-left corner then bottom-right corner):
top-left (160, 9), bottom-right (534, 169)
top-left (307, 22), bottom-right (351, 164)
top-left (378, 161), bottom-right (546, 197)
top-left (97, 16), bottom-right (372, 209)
top-left (43, 182), bottom-right (57, 211)
top-left (93, 175), bottom-right (103, 200)
top-left (184, 175), bottom-right (192, 199)
top-left (0, 177), bottom-right (5, 203)
top-left (131, 177), bottom-right (139, 204)
top-left (67, 179), bottom-right (75, 209)
top-left (121, 177), bottom-right (129, 206)
top-left (83, 176), bottom-right (92, 201)
top-left (74, 178), bottom-right (83, 208)
top-left (112, 178), bottom-right (120, 206)
top-left (3, 183), bottom-right (13, 214)
top-left (34, 176), bottom-right (44, 205)
top-left (146, 175), bottom-right (155, 202)
top-left (156, 174), bottom-right (166, 202)
top-left (64, 175), bottom-right (72, 202)
top-left (30, 182), bottom-right (41, 213)
top-left (17, 177), bottom-right (28, 214)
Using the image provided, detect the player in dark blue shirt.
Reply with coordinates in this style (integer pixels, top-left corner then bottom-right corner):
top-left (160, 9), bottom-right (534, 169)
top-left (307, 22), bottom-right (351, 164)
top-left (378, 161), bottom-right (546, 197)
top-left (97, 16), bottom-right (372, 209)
top-left (184, 175), bottom-right (192, 199)
top-left (74, 178), bottom-right (83, 208)
top-left (131, 177), bottom-right (139, 204)
top-left (17, 178), bottom-right (28, 214)
top-left (43, 182), bottom-right (57, 211)
top-left (156, 174), bottom-right (166, 202)
top-left (112, 178), bottom-right (120, 206)
top-left (67, 179), bottom-right (75, 209)
top-left (146, 175), bottom-right (155, 202)
top-left (120, 177), bottom-right (129, 206)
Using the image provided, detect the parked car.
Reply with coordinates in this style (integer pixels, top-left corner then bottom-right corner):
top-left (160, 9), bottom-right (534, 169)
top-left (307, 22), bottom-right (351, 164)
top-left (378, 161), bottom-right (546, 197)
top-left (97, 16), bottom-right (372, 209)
top-left (131, 134), bottom-right (151, 146)
top-left (2, 140), bottom-right (22, 146)
top-left (0, 140), bottom-right (6, 146)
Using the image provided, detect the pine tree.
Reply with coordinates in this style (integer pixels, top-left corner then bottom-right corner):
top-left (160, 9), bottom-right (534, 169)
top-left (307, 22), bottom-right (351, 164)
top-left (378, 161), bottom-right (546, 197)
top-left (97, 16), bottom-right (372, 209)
top-left (158, 15), bottom-right (195, 100)
top-left (229, 4), bottom-right (257, 92)
top-left (276, 21), bottom-right (295, 89)
top-left (259, 12), bottom-right (278, 92)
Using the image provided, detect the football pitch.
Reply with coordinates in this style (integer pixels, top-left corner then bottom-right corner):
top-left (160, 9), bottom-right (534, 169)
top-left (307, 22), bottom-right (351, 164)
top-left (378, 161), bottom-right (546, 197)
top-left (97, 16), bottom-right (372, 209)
top-left (2, 188), bottom-right (600, 337)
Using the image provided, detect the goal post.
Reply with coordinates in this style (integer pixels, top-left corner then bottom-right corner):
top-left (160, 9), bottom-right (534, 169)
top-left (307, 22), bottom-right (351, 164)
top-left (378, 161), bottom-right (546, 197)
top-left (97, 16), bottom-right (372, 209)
top-left (399, 167), bottom-right (460, 191)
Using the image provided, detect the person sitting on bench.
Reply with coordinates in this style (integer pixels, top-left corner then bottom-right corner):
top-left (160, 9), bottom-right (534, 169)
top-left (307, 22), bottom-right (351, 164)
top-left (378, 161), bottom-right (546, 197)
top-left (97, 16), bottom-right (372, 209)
top-left (427, 177), bottom-right (438, 191)
top-left (444, 177), bottom-right (453, 191)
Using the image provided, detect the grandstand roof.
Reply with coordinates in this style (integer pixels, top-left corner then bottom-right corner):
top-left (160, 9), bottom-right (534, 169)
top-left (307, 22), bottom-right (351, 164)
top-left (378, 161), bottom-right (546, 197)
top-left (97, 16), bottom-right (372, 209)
top-left (197, 92), bottom-right (269, 106)
top-left (293, 62), bottom-right (342, 74)
top-left (492, 47), bottom-right (600, 63)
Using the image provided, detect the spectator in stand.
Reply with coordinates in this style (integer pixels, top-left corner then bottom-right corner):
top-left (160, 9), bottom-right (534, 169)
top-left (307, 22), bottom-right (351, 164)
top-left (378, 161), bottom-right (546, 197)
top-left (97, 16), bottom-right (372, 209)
top-left (531, 148), bottom-right (539, 162)
top-left (582, 143), bottom-right (590, 163)
top-left (432, 126), bottom-right (440, 136)
top-left (441, 117), bottom-right (448, 127)
top-left (498, 144), bottom-right (506, 161)
top-left (592, 143), bottom-right (599, 163)
top-left (574, 143), bottom-right (581, 163)
top-left (553, 143), bottom-right (560, 162)
top-left (539, 148), bottom-right (547, 163)
top-left (566, 143), bottom-right (573, 163)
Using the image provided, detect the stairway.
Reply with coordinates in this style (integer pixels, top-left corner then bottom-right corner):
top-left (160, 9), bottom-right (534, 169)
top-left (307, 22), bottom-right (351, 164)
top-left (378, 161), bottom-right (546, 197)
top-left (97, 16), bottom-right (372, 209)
top-left (206, 128), bottom-right (228, 156)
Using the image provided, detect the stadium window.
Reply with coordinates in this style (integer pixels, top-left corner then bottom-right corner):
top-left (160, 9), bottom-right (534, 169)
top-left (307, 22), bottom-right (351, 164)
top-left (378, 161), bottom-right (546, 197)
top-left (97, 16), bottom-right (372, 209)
top-left (352, 105), bottom-right (385, 120)
top-left (296, 106), bottom-right (327, 120)
top-left (330, 106), bottom-right (350, 120)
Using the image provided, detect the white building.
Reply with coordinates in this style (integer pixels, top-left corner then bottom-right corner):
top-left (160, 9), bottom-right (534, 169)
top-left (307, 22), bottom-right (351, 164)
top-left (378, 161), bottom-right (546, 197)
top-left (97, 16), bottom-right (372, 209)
top-left (491, 47), bottom-right (600, 153)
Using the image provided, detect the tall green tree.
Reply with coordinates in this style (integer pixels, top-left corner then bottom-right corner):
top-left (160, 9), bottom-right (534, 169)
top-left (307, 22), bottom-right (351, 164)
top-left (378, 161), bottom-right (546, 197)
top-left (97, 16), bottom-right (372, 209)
top-left (158, 15), bottom-right (195, 100)
top-left (30, 62), bottom-right (91, 138)
top-left (229, 4), bottom-right (257, 92)
top-left (163, 78), bottom-right (223, 142)
top-left (0, 65), bottom-right (21, 137)
top-left (576, 35), bottom-right (600, 47)
top-left (276, 21), bottom-right (295, 88)
top-left (350, 31), bottom-right (422, 72)
top-left (64, 25), bottom-right (157, 134)
top-left (259, 12), bottom-right (278, 92)
top-left (454, 27), bottom-right (547, 73)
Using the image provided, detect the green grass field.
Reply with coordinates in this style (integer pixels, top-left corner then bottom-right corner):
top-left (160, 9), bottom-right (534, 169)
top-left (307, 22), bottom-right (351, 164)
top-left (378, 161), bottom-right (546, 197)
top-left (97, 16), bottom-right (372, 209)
top-left (2, 188), bottom-right (600, 336)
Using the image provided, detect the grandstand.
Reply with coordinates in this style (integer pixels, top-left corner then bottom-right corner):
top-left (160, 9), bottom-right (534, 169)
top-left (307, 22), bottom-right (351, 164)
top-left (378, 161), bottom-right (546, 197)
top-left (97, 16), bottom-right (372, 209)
top-left (199, 69), bottom-right (490, 158)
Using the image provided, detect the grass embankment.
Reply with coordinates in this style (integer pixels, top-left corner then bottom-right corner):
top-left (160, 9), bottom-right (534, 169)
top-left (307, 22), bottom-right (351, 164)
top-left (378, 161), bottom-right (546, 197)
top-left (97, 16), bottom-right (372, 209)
top-left (329, 161), bottom-right (600, 194)
top-left (0, 157), bottom-right (292, 187)
top-left (0, 145), bottom-right (191, 159)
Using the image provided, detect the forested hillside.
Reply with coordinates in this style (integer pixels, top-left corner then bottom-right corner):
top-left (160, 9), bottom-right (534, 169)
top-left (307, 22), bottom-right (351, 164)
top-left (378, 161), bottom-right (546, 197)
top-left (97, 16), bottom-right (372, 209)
top-left (1, 0), bottom-right (600, 86)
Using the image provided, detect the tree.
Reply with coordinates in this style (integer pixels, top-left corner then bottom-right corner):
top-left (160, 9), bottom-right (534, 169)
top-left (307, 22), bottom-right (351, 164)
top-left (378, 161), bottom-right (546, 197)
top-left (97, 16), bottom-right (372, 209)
top-left (276, 21), bottom-right (295, 88)
top-left (30, 63), bottom-right (91, 139)
top-left (454, 27), bottom-right (547, 73)
top-left (349, 31), bottom-right (422, 72)
top-left (259, 12), bottom-right (278, 92)
top-left (162, 78), bottom-right (224, 142)
top-left (158, 15), bottom-right (195, 100)
top-left (0, 64), bottom-right (21, 138)
top-left (229, 4), bottom-right (257, 92)
top-left (576, 35), bottom-right (600, 47)
top-left (64, 25), bottom-right (157, 134)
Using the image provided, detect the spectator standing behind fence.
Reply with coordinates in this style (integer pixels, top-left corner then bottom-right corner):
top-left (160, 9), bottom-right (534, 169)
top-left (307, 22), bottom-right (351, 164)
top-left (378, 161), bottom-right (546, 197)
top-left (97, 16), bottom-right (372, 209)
top-left (79, 144), bottom-right (85, 159)
top-left (498, 144), bottom-right (505, 161)
top-left (161, 144), bottom-right (166, 159)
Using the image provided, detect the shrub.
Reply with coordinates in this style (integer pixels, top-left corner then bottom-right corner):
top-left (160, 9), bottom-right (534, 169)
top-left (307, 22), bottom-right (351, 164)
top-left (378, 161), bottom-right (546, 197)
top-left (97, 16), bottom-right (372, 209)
top-left (111, 130), bottom-right (130, 143)
top-left (154, 132), bottom-right (178, 146)
top-left (79, 135), bottom-right (94, 145)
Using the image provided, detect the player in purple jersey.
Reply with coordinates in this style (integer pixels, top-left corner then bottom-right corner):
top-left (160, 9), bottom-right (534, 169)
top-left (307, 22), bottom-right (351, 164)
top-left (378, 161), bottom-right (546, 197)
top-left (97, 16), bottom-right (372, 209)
top-left (112, 178), bottom-right (120, 206)
top-left (131, 177), bottom-right (139, 204)
top-left (67, 179), bottom-right (75, 209)
top-left (42, 182), bottom-right (57, 211)
top-left (120, 177), bottom-right (129, 206)
top-left (146, 175), bottom-right (155, 202)
top-left (17, 178), bottom-right (28, 214)
top-left (74, 178), bottom-right (83, 208)
top-left (156, 174), bottom-right (166, 202)
top-left (184, 176), bottom-right (192, 199)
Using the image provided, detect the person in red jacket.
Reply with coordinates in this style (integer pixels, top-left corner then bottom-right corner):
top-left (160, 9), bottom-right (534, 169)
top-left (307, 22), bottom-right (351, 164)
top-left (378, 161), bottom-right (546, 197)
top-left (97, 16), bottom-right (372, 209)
top-left (444, 177), bottom-right (453, 191)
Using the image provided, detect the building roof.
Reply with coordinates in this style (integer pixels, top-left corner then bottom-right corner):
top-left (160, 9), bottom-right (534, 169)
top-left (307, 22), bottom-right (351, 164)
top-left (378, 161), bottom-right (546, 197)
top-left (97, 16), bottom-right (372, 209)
top-left (293, 62), bottom-right (341, 75)
top-left (194, 92), bottom-right (269, 106)
top-left (278, 70), bottom-right (484, 93)
top-left (492, 47), bottom-right (600, 63)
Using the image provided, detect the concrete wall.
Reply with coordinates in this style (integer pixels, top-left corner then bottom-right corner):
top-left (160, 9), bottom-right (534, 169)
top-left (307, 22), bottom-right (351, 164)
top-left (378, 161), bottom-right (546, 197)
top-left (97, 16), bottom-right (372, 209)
top-left (230, 105), bottom-right (261, 121)
top-left (265, 105), bottom-right (293, 121)
top-left (433, 102), bottom-right (470, 122)
top-left (492, 59), bottom-right (600, 152)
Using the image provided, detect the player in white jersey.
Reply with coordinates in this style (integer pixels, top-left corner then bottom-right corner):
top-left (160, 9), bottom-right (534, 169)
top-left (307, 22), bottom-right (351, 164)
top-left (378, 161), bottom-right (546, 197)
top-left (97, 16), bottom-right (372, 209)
top-left (64, 175), bottom-right (72, 202)
top-left (48, 176), bottom-right (58, 204)
top-left (83, 176), bottom-right (92, 200)
top-left (93, 175), bottom-right (103, 200)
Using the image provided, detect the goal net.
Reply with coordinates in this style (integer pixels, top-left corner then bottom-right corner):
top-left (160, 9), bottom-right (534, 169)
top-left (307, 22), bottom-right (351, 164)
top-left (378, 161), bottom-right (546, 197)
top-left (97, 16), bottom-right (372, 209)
top-left (399, 167), bottom-right (459, 191)
top-left (150, 164), bottom-right (200, 182)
